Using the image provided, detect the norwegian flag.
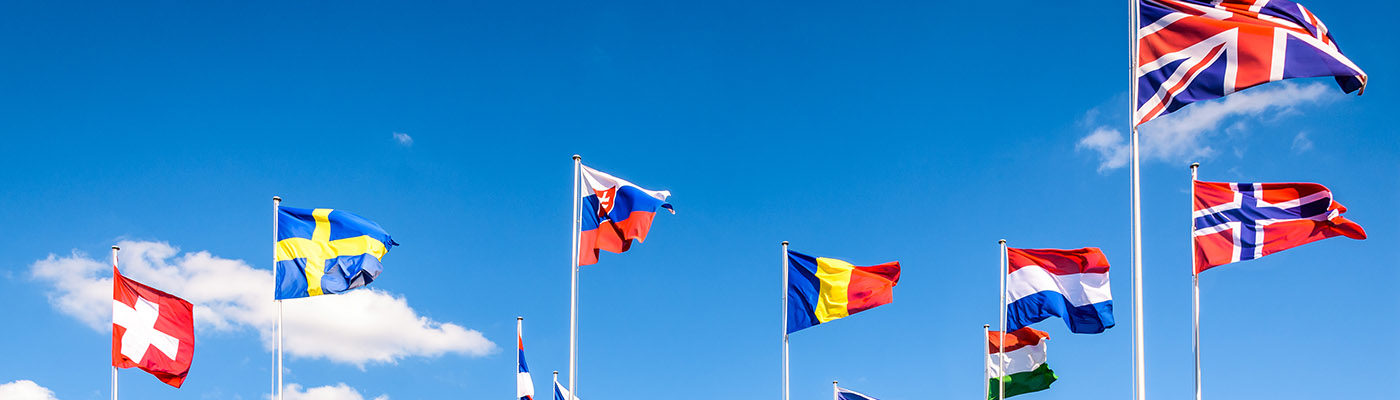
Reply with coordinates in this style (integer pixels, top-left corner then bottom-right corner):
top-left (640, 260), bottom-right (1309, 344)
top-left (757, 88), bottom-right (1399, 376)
top-left (1193, 180), bottom-right (1366, 273)
top-left (113, 265), bottom-right (195, 388)
top-left (1137, 0), bottom-right (1367, 126)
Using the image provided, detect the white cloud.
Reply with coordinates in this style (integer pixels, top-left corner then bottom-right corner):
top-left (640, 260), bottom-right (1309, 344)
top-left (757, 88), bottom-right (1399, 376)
top-left (1292, 131), bottom-right (1314, 153)
top-left (30, 240), bottom-right (495, 366)
top-left (1079, 82), bottom-right (1335, 171)
top-left (392, 132), bottom-right (413, 147)
top-left (0, 380), bottom-right (59, 400)
top-left (281, 383), bottom-right (388, 400)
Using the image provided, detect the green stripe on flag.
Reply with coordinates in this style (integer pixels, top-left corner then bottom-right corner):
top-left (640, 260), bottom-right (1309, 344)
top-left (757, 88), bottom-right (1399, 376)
top-left (986, 363), bottom-right (1057, 400)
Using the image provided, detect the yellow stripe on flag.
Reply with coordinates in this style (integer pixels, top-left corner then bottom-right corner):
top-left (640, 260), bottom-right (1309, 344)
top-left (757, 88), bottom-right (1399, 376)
top-left (814, 257), bottom-right (854, 323)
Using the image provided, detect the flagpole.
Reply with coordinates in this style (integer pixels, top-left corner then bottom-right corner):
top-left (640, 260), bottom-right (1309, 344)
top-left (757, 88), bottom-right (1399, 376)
top-left (518, 316), bottom-right (524, 400)
top-left (273, 195), bottom-right (283, 400)
top-left (111, 245), bottom-right (120, 400)
top-left (832, 380), bottom-right (838, 400)
top-left (781, 241), bottom-right (790, 400)
top-left (1190, 162), bottom-right (1200, 400)
top-left (983, 324), bottom-right (991, 400)
top-left (569, 155), bottom-right (582, 400)
top-left (553, 371), bottom-right (560, 399)
top-left (1128, 0), bottom-right (1147, 398)
top-left (997, 239), bottom-right (1007, 400)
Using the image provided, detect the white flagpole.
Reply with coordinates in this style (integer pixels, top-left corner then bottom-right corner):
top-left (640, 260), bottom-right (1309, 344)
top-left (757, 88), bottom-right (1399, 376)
top-left (1129, 0), bottom-right (1147, 398)
top-left (553, 371), bottom-right (560, 399)
top-left (111, 245), bottom-right (120, 400)
top-left (832, 380), bottom-right (838, 400)
top-left (781, 241), bottom-right (790, 400)
top-left (983, 324), bottom-right (990, 400)
top-left (997, 239), bottom-right (1007, 400)
top-left (273, 195), bottom-right (283, 400)
top-left (518, 316), bottom-right (524, 400)
top-left (1190, 162), bottom-right (1200, 400)
top-left (569, 155), bottom-right (582, 400)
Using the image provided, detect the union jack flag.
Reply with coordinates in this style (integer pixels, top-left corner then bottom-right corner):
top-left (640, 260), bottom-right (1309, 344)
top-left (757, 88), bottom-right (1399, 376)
top-left (1137, 0), bottom-right (1367, 126)
top-left (1193, 180), bottom-right (1366, 273)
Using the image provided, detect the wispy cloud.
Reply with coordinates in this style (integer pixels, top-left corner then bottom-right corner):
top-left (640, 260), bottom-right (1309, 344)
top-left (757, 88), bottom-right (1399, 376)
top-left (280, 383), bottom-right (388, 400)
top-left (0, 380), bottom-right (59, 400)
top-left (1291, 131), bottom-right (1314, 154)
top-left (1077, 82), bottom-right (1336, 171)
top-left (30, 240), bottom-right (495, 367)
top-left (392, 132), bottom-right (413, 147)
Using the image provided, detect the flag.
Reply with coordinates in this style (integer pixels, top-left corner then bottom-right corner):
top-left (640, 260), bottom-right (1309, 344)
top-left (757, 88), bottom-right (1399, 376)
top-left (1136, 0), bottom-right (1366, 126)
top-left (113, 266), bottom-right (195, 388)
top-left (517, 319), bottom-right (534, 400)
top-left (553, 379), bottom-right (580, 400)
top-left (1193, 180), bottom-right (1365, 272)
top-left (837, 387), bottom-right (881, 400)
top-left (986, 327), bottom-right (1056, 400)
top-left (578, 165), bottom-right (673, 266)
top-left (786, 250), bottom-right (900, 334)
top-left (1005, 247), bottom-right (1115, 334)
top-left (275, 206), bottom-right (399, 300)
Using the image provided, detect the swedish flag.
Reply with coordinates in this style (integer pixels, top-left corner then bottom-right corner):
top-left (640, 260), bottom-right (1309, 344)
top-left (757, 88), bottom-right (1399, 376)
top-left (275, 206), bottom-right (399, 300)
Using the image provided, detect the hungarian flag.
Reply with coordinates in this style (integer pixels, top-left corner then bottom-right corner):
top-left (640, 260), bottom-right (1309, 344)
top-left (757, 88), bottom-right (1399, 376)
top-left (113, 266), bottom-right (195, 388)
top-left (986, 327), bottom-right (1056, 400)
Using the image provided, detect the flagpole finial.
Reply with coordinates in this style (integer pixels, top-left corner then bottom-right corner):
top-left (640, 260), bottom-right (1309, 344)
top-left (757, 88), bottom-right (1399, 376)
top-left (517, 316), bottom-right (523, 321)
top-left (572, 154), bottom-right (581, 161)
top-left (112, 245), bottom-right (120, 251)
top-left (984, 324), bottom-right (990, 328)
top-left (998, 239), bottom-right (1006, 244)
top-left (782, 241), bottom-right (789, 246)
top-left (1190, 162), bottom-right (1200, 169)
top-left (273, 196), bottom-right (281, 202)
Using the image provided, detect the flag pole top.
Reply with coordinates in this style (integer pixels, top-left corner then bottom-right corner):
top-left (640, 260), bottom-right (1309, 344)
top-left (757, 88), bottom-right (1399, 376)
top-left (273, 196), bottom-right (281, 201)
top-left (112, 245), bottom-right (120, 250)
top-left (998, 239), bottom-right (1006, 244)
top-left (1190, 162), bottom-right (1200, 169)
top-left (782, 241), bottom-right (789, 246)
top-left (572, 155), bottom-right (581, 161)
top-left (984, 324), bottom-right (990, 328)
top-left (517, 316), bottom-right (523, 321)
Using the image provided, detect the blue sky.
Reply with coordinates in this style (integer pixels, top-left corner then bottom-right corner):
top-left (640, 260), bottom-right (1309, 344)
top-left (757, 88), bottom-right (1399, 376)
top-left (2, 1), bottom-right (1397, 399)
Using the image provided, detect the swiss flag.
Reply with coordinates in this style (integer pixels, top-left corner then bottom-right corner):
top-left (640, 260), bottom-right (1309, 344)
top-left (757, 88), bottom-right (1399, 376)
top-left (113, 266), bottom-right (194, 388)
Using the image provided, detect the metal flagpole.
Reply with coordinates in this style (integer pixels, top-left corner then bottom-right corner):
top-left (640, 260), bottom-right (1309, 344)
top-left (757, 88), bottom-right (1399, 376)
top-left (553, 371), bottom-right (560, 398)
top-left (1128, 0), bottom-right (1147, 398)
top-left (112, 245), bottom-right (120, 400)
top-left (781, 241), bottom-right (790, 400)
top-left (1190, 162), bottom-right (1200, 400)
top-left (983, 324), bottom-right (991, 400)
top-left (569, 155), bottom-right (582, 400)
top-left (273, 195), bottom-right (283, 400)
top-left (518, 316), bottom-right (524, 400)
top-left (832, 380), bottom-right (838, 400)
top-left (997, 239), bottom-right (1007, 400)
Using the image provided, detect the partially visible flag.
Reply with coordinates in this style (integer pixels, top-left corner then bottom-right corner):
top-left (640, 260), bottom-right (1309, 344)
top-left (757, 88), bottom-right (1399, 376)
top-left (986, 327), bottom-right (1056, 400)
top-left (786, 250), bottom-right (900, 334)
top-left (578, 164), bottom-right (673, 266)
top-left (553, 378), bottom-right (580, 400)
top-left (1193, 180), bottom-right (1365, 272)
top-left (1136, 0), bottom-right (1366, 126)
top-left (517, 318), bottom-right (534, 400)
top-left (837, 387), bottom-right (881, 400)
top-left (275, 206), bottom-right (399, 300)
top-left (1005, 247), bottom-right (1115, 334)
top-left (113, 266), bottom-right (195, 388)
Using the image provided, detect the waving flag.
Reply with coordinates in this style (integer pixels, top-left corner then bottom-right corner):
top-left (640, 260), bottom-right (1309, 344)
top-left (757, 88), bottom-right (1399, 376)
top-left (786, 250), bottom-right (900, 334)
top-left (275, 206), bottom-right (399, 300)
top-left (837, 387), bottom-right (881, 400)
top-left (517, 318), bottom-right (534, 400)
top-left (1193, 180), bottom-right (1365, 272)
top-left (987, 327), bottom-right (1056, 400)
top-left (553, 378), bottom-right (580, 400)
top-left (1005, 247), bottom-right (1115, 334)
top-left (1136, 0), bottom-right (1366, 125)
top-left (113, 266), bottom-right (195, 388)
top-left (578, 165), bottom-right (673, 266)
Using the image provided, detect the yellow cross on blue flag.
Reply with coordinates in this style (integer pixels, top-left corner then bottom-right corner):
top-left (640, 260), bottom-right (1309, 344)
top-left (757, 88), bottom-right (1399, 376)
top-left (275, 206), bottom-right (399, 300)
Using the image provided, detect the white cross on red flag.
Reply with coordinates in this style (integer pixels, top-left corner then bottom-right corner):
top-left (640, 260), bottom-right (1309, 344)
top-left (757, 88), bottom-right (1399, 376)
top-left (112, 266), bottom-right (194, 388)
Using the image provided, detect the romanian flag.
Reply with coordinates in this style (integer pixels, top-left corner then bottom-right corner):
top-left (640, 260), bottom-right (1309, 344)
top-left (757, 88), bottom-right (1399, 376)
top-left (786, 250), bottom-right (900, 334)
top-left (276, 206), bottom-right (399, 300)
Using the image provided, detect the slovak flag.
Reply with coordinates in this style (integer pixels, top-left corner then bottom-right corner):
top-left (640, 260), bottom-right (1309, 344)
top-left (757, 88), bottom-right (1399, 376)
top-left (1005, 248), bottom-right (1114, 334)
top-left (113, 266), bottom-right (195, 387)
top-left (1193, 180), bottom-right (1366, 273)
top-left (578, 164), bottom-right (673, 266)
top-left (517, 318), bottom-right (534, 400)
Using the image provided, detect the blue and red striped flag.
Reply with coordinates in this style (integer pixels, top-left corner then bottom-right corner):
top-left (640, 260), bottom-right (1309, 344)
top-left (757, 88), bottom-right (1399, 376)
top-left (578, 165), bottom-right (673, 266)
